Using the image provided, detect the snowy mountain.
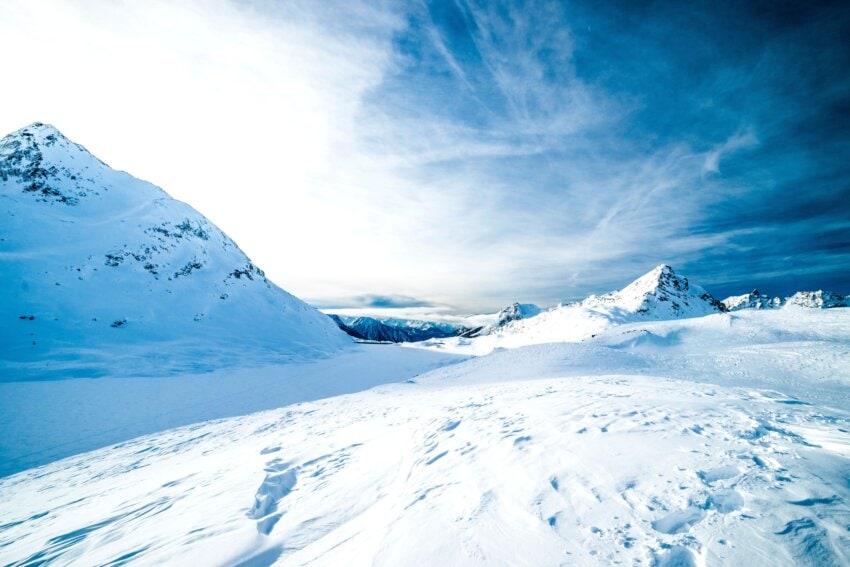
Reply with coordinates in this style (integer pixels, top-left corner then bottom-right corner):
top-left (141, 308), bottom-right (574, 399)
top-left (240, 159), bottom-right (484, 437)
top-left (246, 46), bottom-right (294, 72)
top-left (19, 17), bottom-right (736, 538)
top-left (434, 302), bottom-right (542, 339)
top-left (721, 289), bottom-right (784, 311)
top-left (721, 289), bottom-right (848, 311)
top-left (785, 290), bottom-right (849, 309)
top-left (580, 264), bottom-right (724, 318)
top-left (330, 314), bottom-right (469, 342)
top-left (496, 302), bottom-right (542, 326)
top-left (330, 315), bottom-right (410, 342)
top-left (0, 122), bottom-right (350, 379)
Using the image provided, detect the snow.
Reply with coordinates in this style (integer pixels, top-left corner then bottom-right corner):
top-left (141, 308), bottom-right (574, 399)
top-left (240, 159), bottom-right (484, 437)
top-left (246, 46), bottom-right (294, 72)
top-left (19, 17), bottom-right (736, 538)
top-left (0, 123), bottom-right (350, 380)
top-left (2, 308), bottom-right (850, 566)
top-left (0, 344), bottom-right (462, 477)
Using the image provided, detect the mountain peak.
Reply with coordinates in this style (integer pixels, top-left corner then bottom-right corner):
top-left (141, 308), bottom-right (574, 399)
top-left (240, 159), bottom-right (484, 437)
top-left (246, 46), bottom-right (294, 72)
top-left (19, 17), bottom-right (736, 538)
top-left (621, 264), bottom-right (688, 296)
top-left (3, 122), bottom-right (74, 148)
top-left (16, 121), bottom-right (64, 136)
top-left (496, 303), bottom-right (541, 326)
top-left (1, 122), bottom-right (110, 205)
top-left (583, 264), bottom-right (723, 318)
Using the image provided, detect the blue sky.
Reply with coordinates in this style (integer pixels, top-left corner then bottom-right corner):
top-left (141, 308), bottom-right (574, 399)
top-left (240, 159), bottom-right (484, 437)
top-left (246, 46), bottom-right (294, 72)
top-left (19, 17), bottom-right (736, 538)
top-left (362, 0), bottom-right (850, 306)
top-left (1, 0), bottom-right (848, 311)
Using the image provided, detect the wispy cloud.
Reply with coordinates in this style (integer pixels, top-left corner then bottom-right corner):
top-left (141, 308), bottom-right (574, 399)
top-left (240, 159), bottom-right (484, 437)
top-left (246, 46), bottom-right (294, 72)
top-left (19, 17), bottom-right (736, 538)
top-left (703, 129), bottom-right (759, 174)
top-left (315, 294), bottom-right (438, 310)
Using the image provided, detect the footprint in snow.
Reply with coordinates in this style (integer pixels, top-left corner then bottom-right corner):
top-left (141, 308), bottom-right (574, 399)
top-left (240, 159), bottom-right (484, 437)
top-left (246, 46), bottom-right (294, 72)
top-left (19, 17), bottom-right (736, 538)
top-left (697, 465), bottom-right (740, 485)
top-left (705, 489), bottom-right (744, 513)
top-left (651, 507), bottom-right (706, 534)
top-left (653, 545), bottom-right (701, 567)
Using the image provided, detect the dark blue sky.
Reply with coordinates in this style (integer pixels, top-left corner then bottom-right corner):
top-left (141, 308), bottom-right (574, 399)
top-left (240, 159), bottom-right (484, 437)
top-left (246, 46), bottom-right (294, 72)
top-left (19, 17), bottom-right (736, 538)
top-left (358, 0), bottom-right (850, 303)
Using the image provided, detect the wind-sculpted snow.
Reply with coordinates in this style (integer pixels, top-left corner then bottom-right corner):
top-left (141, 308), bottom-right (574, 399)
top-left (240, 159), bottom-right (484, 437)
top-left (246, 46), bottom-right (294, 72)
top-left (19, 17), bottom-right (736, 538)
top-left (0, 123), bottom-right (350, 379)
top-left (1, 308), bottom-right (849, 565)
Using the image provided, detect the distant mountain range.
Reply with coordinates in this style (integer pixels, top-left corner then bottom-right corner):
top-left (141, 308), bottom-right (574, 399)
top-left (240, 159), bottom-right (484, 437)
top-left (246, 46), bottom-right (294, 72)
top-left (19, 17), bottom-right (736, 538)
top-left (722, 289), bottom-right (848, 311)
top-left (329, 314), bottom-right (471, 343)
top-left (329, 265), bottom-right (848, 344)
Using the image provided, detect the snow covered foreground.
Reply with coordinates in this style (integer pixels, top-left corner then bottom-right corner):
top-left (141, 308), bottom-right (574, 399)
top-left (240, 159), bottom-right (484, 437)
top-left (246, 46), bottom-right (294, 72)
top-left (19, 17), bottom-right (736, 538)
top-left (3, 309), bottom-right (850, 566)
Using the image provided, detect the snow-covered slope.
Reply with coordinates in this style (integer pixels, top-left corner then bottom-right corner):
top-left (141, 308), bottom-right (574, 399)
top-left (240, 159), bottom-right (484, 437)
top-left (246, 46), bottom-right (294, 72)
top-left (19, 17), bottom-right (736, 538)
top-left (2, 308), bottom-right (849, 566)
top-left (0, 123), bottom-right (350, 379)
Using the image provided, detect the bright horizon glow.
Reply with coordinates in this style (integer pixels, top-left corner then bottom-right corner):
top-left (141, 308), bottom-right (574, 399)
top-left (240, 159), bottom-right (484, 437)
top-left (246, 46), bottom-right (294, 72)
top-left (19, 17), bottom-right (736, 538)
top-left (1, 0), bottom-right (848, 312)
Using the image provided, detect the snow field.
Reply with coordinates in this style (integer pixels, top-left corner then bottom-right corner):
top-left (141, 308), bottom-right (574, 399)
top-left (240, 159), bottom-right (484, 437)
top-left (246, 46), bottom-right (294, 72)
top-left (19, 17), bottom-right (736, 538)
top-left (2, 373), bottom-right (848, 566)
top-left (2, 307), bottom-right (850, 565)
